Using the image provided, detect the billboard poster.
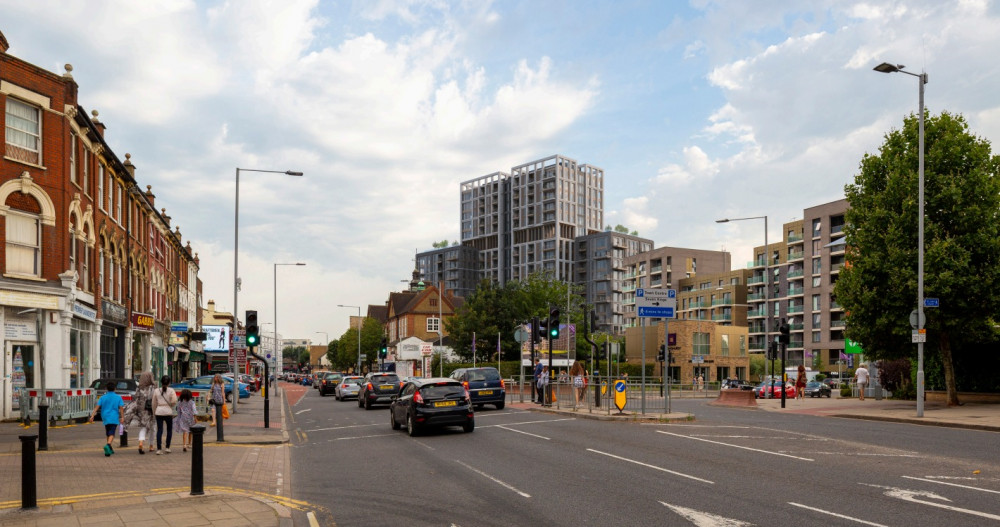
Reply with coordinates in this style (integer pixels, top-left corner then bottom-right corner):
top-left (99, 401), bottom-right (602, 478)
top-left (204, 325), bottom-right (230, 353)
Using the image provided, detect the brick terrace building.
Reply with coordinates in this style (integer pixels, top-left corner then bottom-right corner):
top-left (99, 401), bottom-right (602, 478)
top-left (0, 32), bottom-right (201, 419)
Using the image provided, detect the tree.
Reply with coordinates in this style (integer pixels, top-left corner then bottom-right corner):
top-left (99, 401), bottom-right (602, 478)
top-left (432, 239), bottom-right (449, 249)
top-left (836, 111), bottom-right (1000, 406)
top-left (613, 224), bottom-right (629, 233)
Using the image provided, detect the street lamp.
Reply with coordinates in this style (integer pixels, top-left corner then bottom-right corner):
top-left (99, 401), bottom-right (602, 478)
top-left (338, 305), bottom-right (362, 374)
top-left (717, 215), bottom-right (770, 390)
top-left (874, 61), bottom-right (928, 417)
top-left (233, 167), bottom-right (302, 414)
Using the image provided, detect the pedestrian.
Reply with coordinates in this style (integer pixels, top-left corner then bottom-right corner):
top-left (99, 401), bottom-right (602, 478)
top-left (533, 358), bottom-right (544, 403)
top-left (570, 360), bottom-right (586, 407)
top-left (855, 363), bottom-right (870, 401)
top-left (698, 375), bottom-right (705, 391)
top-left (537, 365), bottom-right (550, 405)
top-left (795, 365), bottom-right (807, 400)
top-left (124, 371), bottom-right (156, 454)
top-left (174, 389), bottom-right (196, 452)
top-left (152, 375), bottom-right (178, 454)
top-left (88, 381), bottom-right (124, 456)
top-left (209, 374), bottom-right (225, 426)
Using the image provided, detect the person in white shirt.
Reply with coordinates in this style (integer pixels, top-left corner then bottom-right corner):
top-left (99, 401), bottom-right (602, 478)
top-left (855, 364), bottom-right (870, 401)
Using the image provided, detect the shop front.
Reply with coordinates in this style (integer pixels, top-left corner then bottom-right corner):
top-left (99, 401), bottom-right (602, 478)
top-left (70, 302), bottom-right (97, 389)
top-left (100, 300), bottom-right (128, 379)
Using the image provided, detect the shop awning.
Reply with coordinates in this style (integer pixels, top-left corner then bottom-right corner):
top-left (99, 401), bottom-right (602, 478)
top-left (188, 351), bottom-right (205, 362)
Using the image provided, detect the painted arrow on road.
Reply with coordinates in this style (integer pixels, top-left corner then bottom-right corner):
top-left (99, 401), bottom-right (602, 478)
top-left (862, 484), bottom-right (1000, 521)
top-left (660, 502), bottom-right (753, 526)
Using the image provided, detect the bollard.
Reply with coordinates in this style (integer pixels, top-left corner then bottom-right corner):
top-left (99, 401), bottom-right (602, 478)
top-left (120, 427), bottom-right (129, 448)
top-left (19, 435), bottom-right (37, 510)
top-left (215, 402), bottom-right (224, 442)
top-left (38, 402), bottom-right (48, 451)
top-left (190, 424), bottom-right (206, 495)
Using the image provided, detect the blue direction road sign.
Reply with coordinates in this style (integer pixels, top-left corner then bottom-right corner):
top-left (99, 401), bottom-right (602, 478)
top-left (637, 306), bottom-right (674, 318)
top-left (924, 298), bottom-right (939, 308)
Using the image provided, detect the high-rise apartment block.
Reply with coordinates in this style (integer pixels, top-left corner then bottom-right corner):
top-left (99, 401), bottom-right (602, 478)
top-left (574, 231), bottom-right (653, 334)
top-left (622, 247), bottom-right (732, 329)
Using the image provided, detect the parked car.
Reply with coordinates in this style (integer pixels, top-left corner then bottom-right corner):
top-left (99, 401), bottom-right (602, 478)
top-left (358, 372), bottom-right (402, 409)
top-left (722, 379), bottom-right (755, 390)
top-left (239, 374), bottom-right (258, 392)
top-left (390, 377), bottom-right (474, 436)
top-left (318, 372), bottom-right (345, 396)
top-left (756, 381), bottom-right (796, 399)
top-left (335, 376), bottom-right (363, 401)
top-left (89, 378), bottom-right (137, 420)
top-left (171, 375), bottom-right (250, 400)
top-left (803, 380), bottom-right (832, 398)
top-left (449, 367), bottom-right (505, 410)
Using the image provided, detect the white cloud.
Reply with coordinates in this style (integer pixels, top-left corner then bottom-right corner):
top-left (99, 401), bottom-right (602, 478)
top-left (655, 146), bottom-right (719, 185)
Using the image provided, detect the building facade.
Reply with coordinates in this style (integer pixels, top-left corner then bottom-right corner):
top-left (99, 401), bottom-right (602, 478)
top-left (0, 34), bottom-right (201, 419)
top-left (622, 247), bottom-right (732, 330)
top-left (574, 231), bottom-right (653, 334)
top-left (415, 244), bottom-right (480, 299)
top-left (625, 318), bottom-right (750, 383)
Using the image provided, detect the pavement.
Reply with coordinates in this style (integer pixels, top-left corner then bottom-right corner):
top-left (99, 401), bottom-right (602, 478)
top-left (0, 384), bottom-right (328, 527)
top-left (1, 385), bottom-right (996, 527)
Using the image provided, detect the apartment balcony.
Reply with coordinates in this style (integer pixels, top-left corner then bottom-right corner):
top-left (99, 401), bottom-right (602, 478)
top-left (749, 343), bottom-right (766, 352)
top-left (747, 276), bottom-right (765, 285)
top-left (830, 301), bottom-right (843, 311)
top-left (831, 263), bottom-right (845, 274)
top-left (748, 309), bottom-right (766, 319)
top-left (746, 292), bottom-right (765, 302)
top-left (788, 339), bottom-right (805, 349)
top-left (651, 265), bottom-right (662, 274)
top-left (787, 269), bottom-right (804, 280)
top-left (788, 323), bottom-right (804, 331)
top-left (711, 298), bottom-right (733, 306)
top-left (787, 286), bottom-right (804, 297)
top-left (787, 233), bottom-right (804, 243)
top-left (712, 313), bottom-right (732, 322)
top-left (623, 297), bottom-right (635, 305)
top-left (750, 259), bottom-right (766, 269)
top-left (787, 251), bottom-right (804, 261)
top-left (688, 301), bottom-right (707, 308)
top-left (748, 323), bottom-right (766, 334)
top-left (787, 305), bottom-right (804, 314)
top-left (622, 284), bottom-right (636, 292)
top-left (831, 319), bottom-right (847, 328)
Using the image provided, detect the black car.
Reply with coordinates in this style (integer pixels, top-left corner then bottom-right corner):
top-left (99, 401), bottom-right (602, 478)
top-left (803, 380), bottom-right (832, 398)
top-left (358, 372), bottom-right (402, 409)
top-left (318, 372), bottom-right (344, 396)
top-left (449, 367), bottom-right (506, 410)
top-left (390, 377), bottom-right (474, 436)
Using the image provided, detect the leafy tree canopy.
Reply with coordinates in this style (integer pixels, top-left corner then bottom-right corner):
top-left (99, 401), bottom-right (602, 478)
top-left (836, 111), bottom-right (1000, 405)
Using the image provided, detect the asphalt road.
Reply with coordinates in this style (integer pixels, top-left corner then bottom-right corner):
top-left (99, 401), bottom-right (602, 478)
top-left (285, 383), bottom-right (1000, 527)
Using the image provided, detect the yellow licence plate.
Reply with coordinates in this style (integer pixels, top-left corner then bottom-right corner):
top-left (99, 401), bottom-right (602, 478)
top-left (434, 401), bottom-right (457, 407)
top-left (379, 385), bottom-right (395, 390)
top-left (478, 390), bottom-right (494, 395)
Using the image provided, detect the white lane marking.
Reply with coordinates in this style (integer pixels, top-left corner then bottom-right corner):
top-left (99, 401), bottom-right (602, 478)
top-left (456, 460), bottom-right (531, 498)
top-left (306, 511), bottom-right (320, 527)
top-left (657, 430), bottom-right (814, 461)
top-left (305, 423), bottom-right (383, 432)
top-left (902, 475), bottom-right (1000, 494)
top-left (657, 424), bottom-right (751, 428)
top-left (659, 502), bottom-right (752, 526)
top-left (495, 425), bottom-right (550, 440)
top-left (478, 418), bottom-right (575, 428)
top-left (787, 502), bottom-right (888, 526)
top-left (690, 435), bottom-right (829, 440)
top-left (806, 452), bottom-right (920, 457)
top-left (295, 408), bottom-right (312, 415)
top-left (863, 484), bottom-right (1000, 521)
top-left (330, 433), bottom-right (398, 441)
top-left (587, 449), bottom-right (713, 484)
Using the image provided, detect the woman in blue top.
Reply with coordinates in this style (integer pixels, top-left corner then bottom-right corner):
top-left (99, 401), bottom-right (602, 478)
top-left (89, 381), bottom-right (124, 456)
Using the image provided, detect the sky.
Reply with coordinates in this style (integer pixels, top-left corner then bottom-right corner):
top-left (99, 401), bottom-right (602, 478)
top-left (3, 0), bottom-right (999, 344)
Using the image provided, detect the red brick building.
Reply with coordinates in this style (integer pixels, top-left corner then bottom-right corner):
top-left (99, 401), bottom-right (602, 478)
top-left (0, 31), bottom-right (202, 419)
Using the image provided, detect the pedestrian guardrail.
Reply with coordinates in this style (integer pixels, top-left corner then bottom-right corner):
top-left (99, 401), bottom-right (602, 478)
top-left (18, 388), bottom-right (95, 422)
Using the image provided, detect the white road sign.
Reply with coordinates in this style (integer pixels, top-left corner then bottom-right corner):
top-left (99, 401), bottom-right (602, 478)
top-left (636, 288), bottom-right (677, 318)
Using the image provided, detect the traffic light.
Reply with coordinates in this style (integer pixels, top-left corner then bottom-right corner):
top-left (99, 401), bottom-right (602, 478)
top-left (245, 310), bottom-right (259, 347)
top-left (548, 308), bottom-right (560, 339)
top-left (768, 340), bottom-right (778, 360)
top-left (779, 318), bottom-right (790, 343)
top-left (534, 316), bottom-right (547, 342)
top-left (657, 344), bottom-right (666, 362)
top-left (590, 311), bottom-right (599, 333)
top-left (379, 338), bottom-right (388, 359)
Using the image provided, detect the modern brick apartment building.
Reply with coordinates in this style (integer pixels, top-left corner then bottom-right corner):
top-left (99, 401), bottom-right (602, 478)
top-left (0, 32), bottom-right (202, 419)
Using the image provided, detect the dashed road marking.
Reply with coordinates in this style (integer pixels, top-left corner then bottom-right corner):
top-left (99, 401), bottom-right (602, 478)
top-left (657, 430), bottom-right (814, 461)
top-left (787, 502), bottom-right (888, 526)
top-left (587, 449), bottom-right (713, 484)
top-left (902, 475), bottom-right (1000, 494)
top-left (456, 460), bottom-right (531, 498)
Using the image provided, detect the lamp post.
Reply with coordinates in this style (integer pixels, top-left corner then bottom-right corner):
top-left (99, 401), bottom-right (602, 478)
top-left (874, 62), bottom-right (928, 417)
top-left (717, 215), bottom-right (769, 391)
top-left (233, 167), bottom-right (302, 414)
top-left (338, 305), bottom-right (362, 374)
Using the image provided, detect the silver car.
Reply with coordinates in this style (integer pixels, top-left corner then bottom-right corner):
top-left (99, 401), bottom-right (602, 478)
top-left (335, 376), bottom-right (364, 401)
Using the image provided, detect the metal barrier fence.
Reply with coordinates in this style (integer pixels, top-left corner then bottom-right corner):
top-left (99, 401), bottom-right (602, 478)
top-left (506, 376), bottom-right (723, 415)
top-left (189, 390), bottom-right (213, 417)
top-left (18, 388), bottom-right (96, 421)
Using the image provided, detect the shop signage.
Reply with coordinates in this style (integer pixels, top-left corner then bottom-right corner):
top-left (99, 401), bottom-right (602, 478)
top-left (0, 290), bottom-right (59, 310)
top-left (131, 312), bottom-right (155, 332)
top-left (171, 320), bottom-right (188, 332)
top-left (72, 302), bottom-right (97, 322)
top-left (101, 300), bottom-right (127, 325)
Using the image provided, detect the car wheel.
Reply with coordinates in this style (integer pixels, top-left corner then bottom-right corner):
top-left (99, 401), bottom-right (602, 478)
top-left (406, 413), bottom-right (419, 436)
top-left (390, 410), bottom-right (401, 430)
top-left (226, 393), bottom-right (232, 403)
top-left (320, 391), bottom-right (326, 397)
top-left (463, 420), bottom-right (475, 433)
top-left (358, 396), bottom-right (363, 408)
top-left (495, 401), bottom-right (505, 410)
top-left (364, 398), bottom-right (371, 410)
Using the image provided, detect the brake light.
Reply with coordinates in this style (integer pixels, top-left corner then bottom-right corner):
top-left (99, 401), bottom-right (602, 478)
top-left (500, 379), bottom-right (506, 390)
top-left (413, 390), bottom-right (424, 405)
top-left (463, 386), bottom-right (470, 401)
top-left (462, 381), bottom-right (469, 390)
top-left (367, 382), bottom-right (373, 391)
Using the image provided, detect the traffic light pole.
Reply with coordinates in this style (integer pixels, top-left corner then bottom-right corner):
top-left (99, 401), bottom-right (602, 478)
top-left (249, 347), bottom-right (269, 428)
top-left (546, 304), bottom-right (553, 407)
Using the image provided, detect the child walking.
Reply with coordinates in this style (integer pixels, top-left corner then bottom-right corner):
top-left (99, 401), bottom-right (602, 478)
top-left (174, 389), bottom-right (197, 452)
top-left (88, 381), bottom-right (124, 456)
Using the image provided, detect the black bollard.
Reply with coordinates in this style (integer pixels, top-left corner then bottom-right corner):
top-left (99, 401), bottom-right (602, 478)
top-left (190, 424), bottom-right (206, 495)
top-left (37, 403), bottom-right (48, 451)
top-left (19, 435), bottom-right (37, 510)
top-left (215, 402), bottom-right (224, 442)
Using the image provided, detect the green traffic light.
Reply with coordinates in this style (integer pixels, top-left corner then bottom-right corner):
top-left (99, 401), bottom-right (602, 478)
top-left (550, 328), bottom-right (559, 337)
top-left (247, 335), bottom-right (258, 346)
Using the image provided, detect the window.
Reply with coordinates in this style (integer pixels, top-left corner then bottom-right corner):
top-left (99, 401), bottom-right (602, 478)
top-left (812, 276), bottom-right (821, 287)
top-left (98, 249), bottom-right (105, 294)
top-left (97, 165), bottom-right (105, 210)
top-left (812, 258), bottom-right (821, 274)
top-left (813, 313), bottom-right (821, 326)
top-left (82, 149), bottom-right (89, 194)
top-left (6, 212), bottom-right (40, 276)
top-left (106, 172), bottom-right (113, 213)
top-left (812, 331), bottom-right (821, 343)
top-left (693, 333), bottom-right (710, 355)
top-left (115, 184), bottom-right (122, 223)
top-left (426, 317), bottom-right (440, 332)
top-left (5, 98), bottom-right (41, 164)
top-left (721, 334), bottom-right (730, 356)
top-left (812, 294), bottom-right (821, 311)
top-left (70, 134), bottom-right (77, 185)
top-left (739, 335), bottom-right (746, 356)
top-left (429, 297), bottom-right (438, 307)
top-left (812, 218), bottom-right (821, 236)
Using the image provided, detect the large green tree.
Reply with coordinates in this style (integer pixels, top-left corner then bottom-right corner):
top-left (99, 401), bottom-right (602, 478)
top-left (328, 318), bottom-right (385, 373)
top-left (444, 272), bottom-right (585, 362)
top-left (836, 111), bottom-right (1000, 406)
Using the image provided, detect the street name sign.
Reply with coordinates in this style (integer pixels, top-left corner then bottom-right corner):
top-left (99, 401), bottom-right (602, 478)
top-left (924, 298), bottom-right (939, 308)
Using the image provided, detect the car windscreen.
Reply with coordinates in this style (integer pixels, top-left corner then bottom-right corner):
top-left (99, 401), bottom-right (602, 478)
top-left (324, 374), bottom-right (340, 380)
top-left (420, 384), bottom-right (465, 399)
top-left (806, 382), bottom-right (822, 387)
top-left (468, 369), bottom-right (500, 382)
top-left (370, 375), bottom-right (399, 384)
